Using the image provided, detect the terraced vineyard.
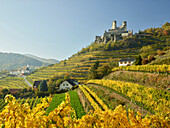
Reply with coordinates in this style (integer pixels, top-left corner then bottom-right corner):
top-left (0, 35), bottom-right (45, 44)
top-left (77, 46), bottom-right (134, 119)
top-left (112, 64), bottom-right (170, 73)
top-left (87, 79), bottom-right (170, 116)
top-left (27, 49), bottom-right (138, 83)
top-left (0, 77), bottom-right (28, 89)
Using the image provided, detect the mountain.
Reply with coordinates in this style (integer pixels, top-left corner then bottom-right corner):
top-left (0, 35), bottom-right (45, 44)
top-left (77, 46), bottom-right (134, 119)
top-left (24, 54), bottom-right (59, 64)
top-left (0, 52), bottom-right (49, 71)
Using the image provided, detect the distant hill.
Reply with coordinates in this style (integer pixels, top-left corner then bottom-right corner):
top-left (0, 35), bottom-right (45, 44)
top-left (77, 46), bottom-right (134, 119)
top-left (0, 52), bottom-right (49, 71)
top-left (24, 54), bottom-right (59, 64)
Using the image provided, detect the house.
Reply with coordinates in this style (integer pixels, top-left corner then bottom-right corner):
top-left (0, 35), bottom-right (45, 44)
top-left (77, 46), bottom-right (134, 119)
top-left (119, 58), bottom-right (135, 66)
top-left (59, 79), bottom-right (79, 90)
top-left (9, 65), bottom-right (31, 75)
top-left (33, 80), bottom-right (42, 88)
top-left (21, 65), bottom-right (30, 75)
top-left (9, 69), bottom-right (20, 75)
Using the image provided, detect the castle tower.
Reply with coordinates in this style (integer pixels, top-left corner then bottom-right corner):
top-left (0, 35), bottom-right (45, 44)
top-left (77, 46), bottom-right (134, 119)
top-left (111, 20), bottom-right (117, 29)
top-left (123, 21), bottom-right (127, 31)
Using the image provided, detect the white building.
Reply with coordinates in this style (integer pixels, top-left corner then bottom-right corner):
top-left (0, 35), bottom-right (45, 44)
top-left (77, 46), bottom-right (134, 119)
top-left (59, 79), bottom-right (79, 90)
top-left (119, 58), bottom-right (135, 66)
top-left (21, 65), bottom-right (30, 75)
top-left (9, 65), bottom-right (30, 75)
top-left (9, 69), bottom-right (20, 75)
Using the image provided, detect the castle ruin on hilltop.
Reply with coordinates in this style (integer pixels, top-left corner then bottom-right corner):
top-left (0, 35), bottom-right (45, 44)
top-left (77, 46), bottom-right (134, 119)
top-left (95, 20), bottom-right (133, 43)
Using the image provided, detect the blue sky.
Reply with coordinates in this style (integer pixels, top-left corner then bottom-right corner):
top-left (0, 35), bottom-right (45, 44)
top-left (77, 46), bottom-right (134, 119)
top-left (0, 0), bottom-right (169, 60)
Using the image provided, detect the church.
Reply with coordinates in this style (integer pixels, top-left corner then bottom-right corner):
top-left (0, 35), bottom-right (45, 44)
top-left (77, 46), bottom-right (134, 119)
top-left (95, 20), bottom-right (133, 43)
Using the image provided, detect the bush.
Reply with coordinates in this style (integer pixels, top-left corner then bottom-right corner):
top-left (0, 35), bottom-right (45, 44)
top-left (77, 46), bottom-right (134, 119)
top-left (36, 91), bottom-right (49, 97)
top-left (157, 50), bottom-right (165, 56)
top-left (142, 59), bottom-right (149, 65)
top-left (148, 55), bottom-right (155, 62)
top-left (71, 85), bottom-right (78, 90)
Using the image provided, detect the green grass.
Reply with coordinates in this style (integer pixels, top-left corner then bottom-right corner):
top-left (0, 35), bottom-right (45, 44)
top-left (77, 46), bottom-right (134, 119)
top-left (69, 90), bottom-right (86, 119)
top-left (46, 93), bottom-right (65, 114)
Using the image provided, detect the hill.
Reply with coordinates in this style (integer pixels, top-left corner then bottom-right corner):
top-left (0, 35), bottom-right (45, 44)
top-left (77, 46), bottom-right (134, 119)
top-left (24, 54), bottom-right (59, 64)
top-left (27, 22), bottom-right (170, 83)
top-left (0, 52), bottom-right (49, 71)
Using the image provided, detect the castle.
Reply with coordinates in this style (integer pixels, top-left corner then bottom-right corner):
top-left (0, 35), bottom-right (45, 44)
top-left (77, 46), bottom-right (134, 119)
top-left (95, 20), bottom-right (133, 43)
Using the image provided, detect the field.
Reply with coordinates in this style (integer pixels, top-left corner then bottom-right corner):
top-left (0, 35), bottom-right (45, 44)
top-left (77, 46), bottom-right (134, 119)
top-left (0, 77), bottom-right (28, 89)
top-left (46, 90), bottom-right (86, 119)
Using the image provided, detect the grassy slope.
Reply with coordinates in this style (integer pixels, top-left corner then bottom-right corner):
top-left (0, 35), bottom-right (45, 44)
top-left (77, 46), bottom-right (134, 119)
top-left (69, 90), bottom-right (86, 118)
top-left (46, 93), bottom-right (65, 114)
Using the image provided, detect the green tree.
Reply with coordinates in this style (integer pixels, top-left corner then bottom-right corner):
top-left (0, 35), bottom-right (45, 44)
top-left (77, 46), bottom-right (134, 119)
top-left (87, 61), bottom-right (99, 79)
top-left (98, 64), bottom-right (112, 78)
top-left (39, 80), bottom-right (48, 92)
top-left (134, 55), bottom-right (142, 65)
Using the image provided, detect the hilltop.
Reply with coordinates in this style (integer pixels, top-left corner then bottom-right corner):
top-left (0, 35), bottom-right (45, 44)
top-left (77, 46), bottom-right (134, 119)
top-left (27, 22), bottom-right (170, 84)
top-left (24, 54), bottom-right (59, 64)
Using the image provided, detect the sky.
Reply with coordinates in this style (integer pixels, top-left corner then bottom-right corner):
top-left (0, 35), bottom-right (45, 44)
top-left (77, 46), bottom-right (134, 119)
top-left (0, 0), bottom-right (169, 60)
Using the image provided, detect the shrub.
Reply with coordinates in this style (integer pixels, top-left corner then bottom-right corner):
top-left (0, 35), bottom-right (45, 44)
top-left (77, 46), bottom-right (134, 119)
top-left (148, 55), bottom-right (155, 62)
top-left (142, 59), bottom-right (149, 65)
top-left (157, 50), bottom-right (165, 56)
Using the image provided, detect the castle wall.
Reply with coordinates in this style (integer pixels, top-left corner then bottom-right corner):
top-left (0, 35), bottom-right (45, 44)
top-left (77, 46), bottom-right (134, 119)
top-left (94, 20), bottom-right (132, 44)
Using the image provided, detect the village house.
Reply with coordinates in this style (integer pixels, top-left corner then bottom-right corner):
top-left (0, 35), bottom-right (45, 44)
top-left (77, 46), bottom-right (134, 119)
top-left (33, 80), bottom-right (42, 88)
top-left (21, 65), bottom-right (30, 75)
top-left (9, 69), bottom-right (20, 75)
top-left (119, 58), bottom-right (135, 66)
top-left (9, 65), bottom-right (31, 75)
top-left (59, 79), bottom-right (79, 90)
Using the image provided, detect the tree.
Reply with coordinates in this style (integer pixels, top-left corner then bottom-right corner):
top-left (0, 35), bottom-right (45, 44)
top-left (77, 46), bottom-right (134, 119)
top-left (39, 80), bottom-right (48, 92)
top-left (87, 61), bottom-right (99, 79)
top-left (134, 55), bottom-right (142, 65)
top-left (98, 64), bottom-right (112, 78)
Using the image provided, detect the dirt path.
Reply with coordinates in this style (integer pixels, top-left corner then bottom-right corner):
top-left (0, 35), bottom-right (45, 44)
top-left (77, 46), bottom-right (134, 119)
top-left (87, 84), bottom-right (151, 116)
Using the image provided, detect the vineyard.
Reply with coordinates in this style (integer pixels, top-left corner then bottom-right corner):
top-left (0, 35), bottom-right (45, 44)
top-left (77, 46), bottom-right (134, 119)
top-left (0, 96), bottom-right (44, 112)
top-left (0, 77), bottom-right (28, 89)
top-left (27, 49), bottom-right (138, 83)
top-left (112, 64), bottom-right (170, 73)
top-left (87, 79), bottom-right (170, 116)
top-left (0, 93), bottom-right (169, 127)
top-left (46, 91), bottom-right (86, 118)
